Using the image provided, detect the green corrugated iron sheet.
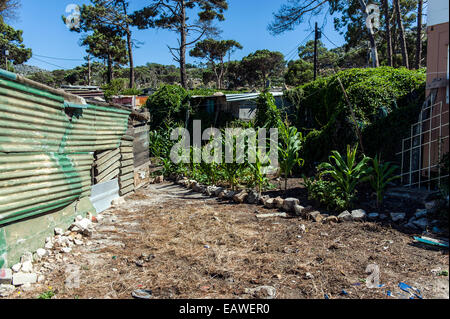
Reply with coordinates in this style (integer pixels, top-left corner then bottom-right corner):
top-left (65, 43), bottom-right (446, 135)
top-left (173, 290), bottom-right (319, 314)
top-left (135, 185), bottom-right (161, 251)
top-left (0, 70), bottom-right (131, 226)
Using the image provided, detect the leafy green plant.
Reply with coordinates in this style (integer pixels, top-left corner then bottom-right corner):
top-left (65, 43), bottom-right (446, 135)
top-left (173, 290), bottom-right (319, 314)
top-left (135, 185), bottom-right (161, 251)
top-left (146, 84), bottom-right (189, 129)
top-left (303, 176), bottom-right (347, 212)
top-left (255, 91), bottom-right (282, 128)
top-left (278, 119), bottom-right (305, 190)
top-left (102, 78), bottom-right (128, 101)
top-left (318, 144), bottom-right (371, 209)
top-left (367, 155), bottom-right (400, 208)
top-left (37, 289), bottom-right (56, 299)
top-left (220, 129), bottom-right (249, 191)
top-left (248, 148), bottom-right (272, 196)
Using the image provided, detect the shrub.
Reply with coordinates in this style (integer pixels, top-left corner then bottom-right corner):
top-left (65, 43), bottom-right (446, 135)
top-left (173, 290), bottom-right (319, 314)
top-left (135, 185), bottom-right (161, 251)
top-left (367, 155), bottom-right (400, 208)
top-left (284, 67), bottom-right (426, 165)
top-left (317, 144), bottom-right (371, 209)
top-left (102, 78), bottom-right (128, 101)
top-left (303, 177), bottom-right (347, 212)
top-left (146, 84), bottom-right (190, 129)
top-left (255, 91), bottom-right (282, 128)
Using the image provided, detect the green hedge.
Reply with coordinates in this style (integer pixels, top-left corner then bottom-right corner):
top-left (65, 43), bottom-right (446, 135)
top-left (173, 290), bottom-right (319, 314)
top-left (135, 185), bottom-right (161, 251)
top-left (284, 67), bottom-right (426, 167)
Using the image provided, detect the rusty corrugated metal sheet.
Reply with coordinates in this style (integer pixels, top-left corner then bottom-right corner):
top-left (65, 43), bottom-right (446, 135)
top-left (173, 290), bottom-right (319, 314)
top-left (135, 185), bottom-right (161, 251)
top-left (0, 153), bottom-right (94, 225)
top-left (63, 104), bottom-right (131, 153)
top-left (0, 69), bottom-right (132, 226)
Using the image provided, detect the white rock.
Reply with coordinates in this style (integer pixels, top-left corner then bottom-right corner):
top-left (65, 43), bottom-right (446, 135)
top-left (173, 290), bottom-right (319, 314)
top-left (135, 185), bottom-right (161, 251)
top-left (44, 242), bottom-right (54, 250)
top-left (12, 272), bottom-right (37, 286)
top-left (21, 261), bottom-right (33, 273)
top-left (390, 212), bottom-right (406, 222)
top-left (11, 263), bottom-right (22, 273)
top-left (338, 211), bottom-right (353, 222)
top-left (37, 275), bottom-right (45, 283)
top-left (74, 239), bottom-right (83, 246)
top-left (244, 286), bottom-right (276, 299)
top-left (54, 228), bottom-right (64, 235)
top-left (75, 215), bottom-right (83, 222)
top-left (21, 283), bottom-right (33, 291)
top-left (299, 224), bottom-right (306, 233)
top-left (36, 248), bottom-right (47, 258)
top-left (293, 205), bottom-right (305, 217)
top-left (0, 284), bottom-right (15, 297)
top-left (351, 209), bottom-right (367, 221)
top-left (60, 247), bottom-right (72, 254)
top-left (45, 237), bottom-right (53, 244)
top-left (282, 198), bottom-right (300, 212)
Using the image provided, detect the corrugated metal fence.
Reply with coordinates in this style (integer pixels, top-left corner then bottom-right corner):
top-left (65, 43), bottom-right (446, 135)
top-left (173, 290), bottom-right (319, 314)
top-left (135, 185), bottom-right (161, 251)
top-left (0, 69), bottom-right (131, 226)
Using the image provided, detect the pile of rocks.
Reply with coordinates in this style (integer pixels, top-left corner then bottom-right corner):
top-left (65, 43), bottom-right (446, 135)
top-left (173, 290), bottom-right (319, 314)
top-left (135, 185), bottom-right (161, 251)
top-left (0, 214), bottom-right (97, 297)
top-left (174, 176), bottom-right (440, 232)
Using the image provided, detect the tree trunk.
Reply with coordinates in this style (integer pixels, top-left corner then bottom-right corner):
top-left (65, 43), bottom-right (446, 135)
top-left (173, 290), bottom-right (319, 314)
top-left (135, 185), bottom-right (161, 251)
top-left (179, 1), bottom-right (188, 89)
top-left (126, 30), bottom-right (135, 88)
top-left (394, 0), bottom-right (409, 68)
top-left (107, 52), bottom-right (113, 84)
top-left (359, 0), bottom-right (379, 67)
top-left (382, 0), bottom-right (393, 67)
top-left (415, 0), bottom-right (423, 69)
top-left (122, 2), bottom-right (134, 88)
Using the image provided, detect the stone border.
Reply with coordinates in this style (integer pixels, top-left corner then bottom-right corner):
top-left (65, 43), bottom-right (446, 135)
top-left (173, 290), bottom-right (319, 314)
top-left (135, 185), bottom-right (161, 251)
top-left (173, 176), bottom-right (442, 233)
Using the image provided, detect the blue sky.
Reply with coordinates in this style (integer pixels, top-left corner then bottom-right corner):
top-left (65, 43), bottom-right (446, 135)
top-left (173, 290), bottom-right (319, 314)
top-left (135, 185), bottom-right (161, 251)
top-left (10, 0), bottom-right (346, 71)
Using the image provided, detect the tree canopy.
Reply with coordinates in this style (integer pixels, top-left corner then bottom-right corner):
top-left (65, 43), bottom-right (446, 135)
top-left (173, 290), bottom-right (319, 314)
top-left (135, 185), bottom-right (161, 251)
top-left (189, 38), bottom-right (242, 89)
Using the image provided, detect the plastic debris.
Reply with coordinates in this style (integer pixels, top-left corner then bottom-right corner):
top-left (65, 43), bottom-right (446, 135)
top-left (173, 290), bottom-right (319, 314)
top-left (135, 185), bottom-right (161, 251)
top-left (340, 290), bottom-right (348, 296)
top-left (398, 282), bottom-right (422, 299)
top-left (324, 294), bottom-right (330, 299)
top-left (414, 236), bottom-right (449, 248)
top-left (131, 289), bottom-right (153, 299)
top-left (387, 290), bottom-right (393, 297)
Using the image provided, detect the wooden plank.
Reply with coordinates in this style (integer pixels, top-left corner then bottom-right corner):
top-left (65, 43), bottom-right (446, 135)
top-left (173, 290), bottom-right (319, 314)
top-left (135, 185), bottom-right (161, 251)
top-left (96, 168), bottom-right (120, 184)
top-left (96, 153), bottom-right (121, 173)
top-left (120, 184), bottom-right (135, 196)
top-left (120, 165), bottom-right (134, 175)
top-left (121, 140), bottom-right (133, 147)
top-left (121, 152), bottom-right (134, 161)
top-left (96, 162), bottom-right (120, 182)
top-left (119, 178), bottom-right (134, 188)
top-left (96, 148), bottom-right (120, 162)
top-left (120, 172), bottom-right (134, 182)
top-left (121, 159), bottom-right (134, 168)
top-left (120, 146), bottom-right (133, 154)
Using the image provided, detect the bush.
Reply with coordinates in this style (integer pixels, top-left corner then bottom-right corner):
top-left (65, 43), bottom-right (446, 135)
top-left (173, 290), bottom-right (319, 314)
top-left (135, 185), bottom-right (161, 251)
top-left (284, 67), bottom-right (426, 166)
top-left (102, 78), bottom-right (128, 101)
top-left (146, 84), bottom-right (190, 129)
top-left (303, 177), bottom-right (347, 212)
top-left (255, 91), bottom-right (282, 128)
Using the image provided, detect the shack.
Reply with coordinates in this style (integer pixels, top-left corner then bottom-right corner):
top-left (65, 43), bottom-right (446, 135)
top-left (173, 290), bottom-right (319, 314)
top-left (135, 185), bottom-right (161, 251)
top-left (0, 69), bottom-right (150, 268)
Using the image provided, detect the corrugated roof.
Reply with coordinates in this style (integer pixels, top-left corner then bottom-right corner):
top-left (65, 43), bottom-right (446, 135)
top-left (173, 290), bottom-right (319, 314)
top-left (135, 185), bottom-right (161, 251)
top-left (225, 92), bottom-right (284, 102)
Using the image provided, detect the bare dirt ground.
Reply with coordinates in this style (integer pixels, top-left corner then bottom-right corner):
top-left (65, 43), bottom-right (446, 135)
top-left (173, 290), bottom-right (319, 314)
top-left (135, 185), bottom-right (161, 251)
top-left (10, 182), bottom-right (449, 299)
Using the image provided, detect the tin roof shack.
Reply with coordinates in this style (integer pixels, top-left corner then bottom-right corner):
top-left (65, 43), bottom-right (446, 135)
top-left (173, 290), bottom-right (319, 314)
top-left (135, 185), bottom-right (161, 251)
top-left (61, 85), bottom-right (105, 100)
top-left (111, 95), bottom-right (150, 110)
top-left (189, 92), bottom-right (285, 125)
top-left (0, 69), bottom-right (149, 268)
top-left (423, 0), bottom-right (449, 184)
top-left (225, 92), bottom-right (285, 121)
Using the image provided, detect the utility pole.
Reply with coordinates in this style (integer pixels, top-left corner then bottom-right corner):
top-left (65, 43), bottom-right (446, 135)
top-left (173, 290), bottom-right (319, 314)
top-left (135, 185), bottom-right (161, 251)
top-left (313, 22), bottom-right (318, 80)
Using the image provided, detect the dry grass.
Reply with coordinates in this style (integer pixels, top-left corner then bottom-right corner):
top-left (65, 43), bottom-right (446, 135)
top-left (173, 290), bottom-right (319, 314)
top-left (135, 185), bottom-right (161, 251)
top-left (10, 184), bottom-right (449, 299)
